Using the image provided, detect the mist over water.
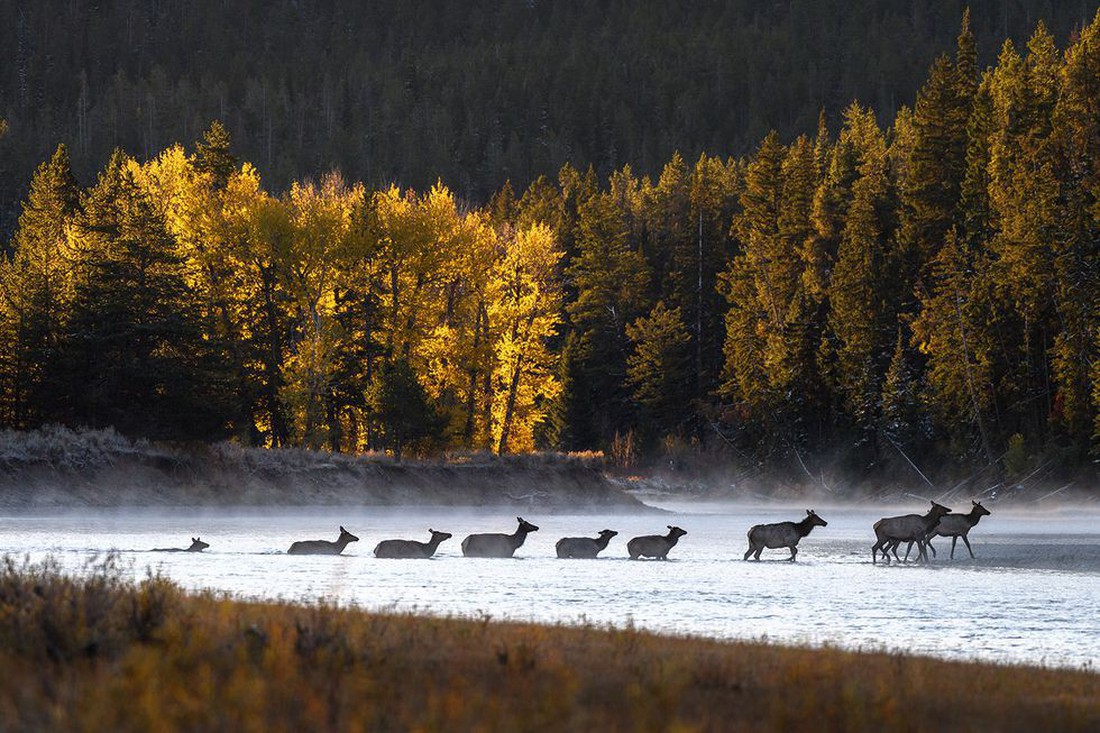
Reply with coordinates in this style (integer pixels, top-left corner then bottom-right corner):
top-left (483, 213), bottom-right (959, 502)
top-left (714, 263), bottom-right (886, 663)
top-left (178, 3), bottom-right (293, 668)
top-left (3, 501), bottom-right (1098, 670)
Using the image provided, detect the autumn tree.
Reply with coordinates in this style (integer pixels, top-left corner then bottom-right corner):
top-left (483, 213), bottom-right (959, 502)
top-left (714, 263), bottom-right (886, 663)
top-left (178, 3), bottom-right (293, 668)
top-left (488, 223), bottom-right (563, 453)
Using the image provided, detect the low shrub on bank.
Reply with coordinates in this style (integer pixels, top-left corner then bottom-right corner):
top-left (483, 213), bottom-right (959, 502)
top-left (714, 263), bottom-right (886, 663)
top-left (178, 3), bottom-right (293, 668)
top-left (0, 557), bottom-right (1097, 732)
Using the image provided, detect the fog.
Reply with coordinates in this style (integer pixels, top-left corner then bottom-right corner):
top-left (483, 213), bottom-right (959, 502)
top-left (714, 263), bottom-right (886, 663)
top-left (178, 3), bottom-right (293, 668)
top-left (3, 500), bottom-right (1099, 670)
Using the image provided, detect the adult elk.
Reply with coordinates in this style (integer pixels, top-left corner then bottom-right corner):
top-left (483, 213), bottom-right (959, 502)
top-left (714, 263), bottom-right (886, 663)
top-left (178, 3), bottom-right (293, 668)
top-left (871, 502), bottom-right (951, 564)
top-left (926, 500), bottom-right (992, 559)
top-left (287, 526), bottom-right (360, 555)
top-left (461, 517), bottom-right (539, 558)
top-left (627, 526), bottom-right (687, 560)
top-left (374, 529), bottom-right (453, 559)
top-left (744, 510), bottom-right (827, 561)
top-left (555, 529), bottom-right (618, 558)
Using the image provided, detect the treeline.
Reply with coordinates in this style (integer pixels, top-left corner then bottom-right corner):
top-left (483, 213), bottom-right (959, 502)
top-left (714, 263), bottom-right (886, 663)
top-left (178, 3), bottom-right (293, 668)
top-left (0, 1), bottom-right (1093, 236)
top-left (1, 12), bottom-right (1099, 483)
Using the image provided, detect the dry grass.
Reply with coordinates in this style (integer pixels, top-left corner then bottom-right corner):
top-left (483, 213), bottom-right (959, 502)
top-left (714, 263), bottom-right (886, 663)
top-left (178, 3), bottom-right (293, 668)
top-left (1, 556), bottom-right (1097, 732)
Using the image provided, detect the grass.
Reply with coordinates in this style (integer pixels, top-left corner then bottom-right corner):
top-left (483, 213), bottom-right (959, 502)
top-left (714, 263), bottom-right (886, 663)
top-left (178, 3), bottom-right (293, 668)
top-left (1, 556), bottom-right (1097, 732)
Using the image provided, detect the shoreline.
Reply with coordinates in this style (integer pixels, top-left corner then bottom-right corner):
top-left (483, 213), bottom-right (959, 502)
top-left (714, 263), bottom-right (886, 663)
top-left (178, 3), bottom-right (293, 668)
top-left (1, 427), bottom-right (1095, 510)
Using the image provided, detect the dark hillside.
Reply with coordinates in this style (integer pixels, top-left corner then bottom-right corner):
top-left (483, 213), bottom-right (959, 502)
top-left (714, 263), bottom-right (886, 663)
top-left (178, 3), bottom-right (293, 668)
top-left (0, 0), bottom-right (1090, 233)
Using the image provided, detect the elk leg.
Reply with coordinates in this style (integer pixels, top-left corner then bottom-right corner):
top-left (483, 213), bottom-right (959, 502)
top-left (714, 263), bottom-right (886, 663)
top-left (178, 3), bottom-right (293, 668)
top-left (962, 535), bottom-right (974, 559)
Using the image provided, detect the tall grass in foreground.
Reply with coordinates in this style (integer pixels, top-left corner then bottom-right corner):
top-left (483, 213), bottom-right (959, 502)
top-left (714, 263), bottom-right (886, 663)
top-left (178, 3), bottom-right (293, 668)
top-left (0, 556), bottom-right (1097, 732)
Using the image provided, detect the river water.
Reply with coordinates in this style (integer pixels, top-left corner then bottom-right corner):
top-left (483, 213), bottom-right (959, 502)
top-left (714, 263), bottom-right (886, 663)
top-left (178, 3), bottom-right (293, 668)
top-left (2, 501), bottom-right (1098, 670)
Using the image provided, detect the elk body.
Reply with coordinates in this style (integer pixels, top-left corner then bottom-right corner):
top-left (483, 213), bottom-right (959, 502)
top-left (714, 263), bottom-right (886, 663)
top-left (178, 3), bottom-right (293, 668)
top-left (287, 526), bottom-right (360, 555)
top-left (374, 529), bottom-right (453, 559)
top-left (555, 529), bottom-right (618, 559)
top-left (627, 526), bottom-right (687, 560)
top-left (461, 517), bottom-right (540, 558)
top-left (744, 510), bottom-right (828, 561)
top-left (871, 502), bottom-right (951, 564)
top-left (152, 537), bottom-right (209, 552)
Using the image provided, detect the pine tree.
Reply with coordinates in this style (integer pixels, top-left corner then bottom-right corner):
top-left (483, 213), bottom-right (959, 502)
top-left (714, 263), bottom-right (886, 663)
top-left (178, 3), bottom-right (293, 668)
top-left (825, 105), bottom-right (892, 436)
top-left (0, 144), bottom-right (80, 426)
top-left (562, 183), bottom-right (650, 448)
top-left (911, 227), bottom-right (996, 462)
top-left (626, 300), bottom-right (692, 441)
top-left (193, 120), bottom-right (236, 188)
top-left (719, 132), bottom-right (784, 416)
top-left (62, 150), bottom-right (229, 439)
top-left (1049, 11), bottom-right (1100, 453)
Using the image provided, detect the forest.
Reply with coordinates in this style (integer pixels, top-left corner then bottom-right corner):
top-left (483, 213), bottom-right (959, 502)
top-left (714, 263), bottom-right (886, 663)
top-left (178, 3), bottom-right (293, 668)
top-left (0, 5), bottom-right (1098, 487)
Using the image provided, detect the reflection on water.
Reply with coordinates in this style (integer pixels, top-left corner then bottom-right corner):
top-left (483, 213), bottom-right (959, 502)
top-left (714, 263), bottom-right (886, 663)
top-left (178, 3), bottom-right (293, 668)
top-left (2, 503), bottom-right (1098, 670)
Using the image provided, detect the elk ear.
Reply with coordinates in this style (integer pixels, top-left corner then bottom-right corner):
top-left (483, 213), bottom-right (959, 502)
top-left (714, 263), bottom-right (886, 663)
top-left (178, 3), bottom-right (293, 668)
top-left (806, 509), bottom-right (813, 515)
top-left (340, 526), bottom-right (346, 532)
top-left (517, 517), bottom-right (524, 523)
top-left (192, 537), bottom-right (197, 542)
top-left (973, 500), bottom-right (979, 506)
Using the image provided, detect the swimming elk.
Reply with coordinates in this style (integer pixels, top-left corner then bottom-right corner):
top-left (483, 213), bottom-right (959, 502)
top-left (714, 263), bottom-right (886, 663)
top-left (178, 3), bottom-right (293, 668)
top-left (461, 517), bottom-right (540, 558)
top-left (555, 529), bottom-right (618, 559)
top-left (152, 537), bottom-right (209, 552)
top-left (871, 502), bottom-right (951, 564)
top-left (627, 526), bottom-right (687, 560)
top-left (744, 510), bottom-right (828, 561)
top-left (374, 529), bottom-right (453, 559)
top-left (287, 526), bottom-right (360, 555)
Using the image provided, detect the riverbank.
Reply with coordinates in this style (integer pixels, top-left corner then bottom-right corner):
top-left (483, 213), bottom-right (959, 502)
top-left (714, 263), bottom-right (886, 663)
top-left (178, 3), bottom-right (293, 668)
top-left (0, 556), bottom-right (1096, 732)
top-left (0, 427), bottom-right (645, 511)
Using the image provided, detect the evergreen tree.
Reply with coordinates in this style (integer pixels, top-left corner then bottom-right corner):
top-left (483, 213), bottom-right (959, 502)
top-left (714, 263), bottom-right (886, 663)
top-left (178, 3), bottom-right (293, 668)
top-left (1048, 11), bottom-right (1100, 453)
top-left (825, 106), bottom-right (893, 439)
top-left (367, 357), bottom-right (440, 459)
top-left (562, 182), bottom-right (650, 448)
top-left (61, 150), bottom-right (229, 440)
top-left (0, 144), bottom-right (80, 426)
top-left (626, 300), bottom-right (692, 441)
top-left (193, 120), bottom-right (236, 188)
top-left (911, 227), bottom-right (995, 461)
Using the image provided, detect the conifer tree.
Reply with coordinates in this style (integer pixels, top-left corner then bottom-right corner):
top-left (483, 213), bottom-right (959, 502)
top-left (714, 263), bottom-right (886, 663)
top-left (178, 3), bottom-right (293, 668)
top-left (0, 144), bottom-right (80, 426)
top-left (825, 106), bottom-right (892, 436)
top-left (1048, 11), bottom-right (1100, 453)
top-left (194, 120), bottom-right (236, 188)
top-left (626, 300), bottom-right (692, 441)
top-left (562, 182), bottom-right (650, 448)
top-left (62, 150), bottom-right (228, 439)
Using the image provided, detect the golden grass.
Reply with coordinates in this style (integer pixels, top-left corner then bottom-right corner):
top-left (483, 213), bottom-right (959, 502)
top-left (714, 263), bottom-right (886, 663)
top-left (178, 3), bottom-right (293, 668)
top-left (1, 556), bottom-right (1097, 732)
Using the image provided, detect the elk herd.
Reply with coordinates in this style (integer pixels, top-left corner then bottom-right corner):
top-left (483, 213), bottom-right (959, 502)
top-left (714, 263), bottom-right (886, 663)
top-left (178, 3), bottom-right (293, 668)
top-left (153, 501), bottom-right (993, 563)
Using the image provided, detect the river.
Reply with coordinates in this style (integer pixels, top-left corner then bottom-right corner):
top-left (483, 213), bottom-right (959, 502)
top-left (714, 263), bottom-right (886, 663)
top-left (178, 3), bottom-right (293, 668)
top-left (2, 501), bottom-right (1098, 670)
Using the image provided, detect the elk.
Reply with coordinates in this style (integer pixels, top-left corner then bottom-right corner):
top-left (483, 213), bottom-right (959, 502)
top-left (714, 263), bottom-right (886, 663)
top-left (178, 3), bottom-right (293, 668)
top-left (287, 526), bottom-right (359, 555)
top-left (743, 510), bottom-right (828, 561)
top-left (926, 500), bottom-right (992, 559)
top-left (152, 537), bottom-right (209, 552)
top-left (627, 526), bottom-right (687, 560)
top-left (887, 500), bottom-right (993, 562)
top-left (374, 529), bottom-right (453, 559)
top-left (461, 517), bottom-right (539, 558)
top-left (555, 529), bottom-right (618, 559)
top-left (871, 502), bottom-right (951, 564)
